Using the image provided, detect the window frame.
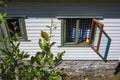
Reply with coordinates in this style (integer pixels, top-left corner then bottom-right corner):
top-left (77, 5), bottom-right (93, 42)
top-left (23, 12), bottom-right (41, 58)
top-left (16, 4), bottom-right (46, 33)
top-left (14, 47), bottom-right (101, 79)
top-left (61, 18), bottom-right (92, 47)
top-left (61, 18), bottom-right (104, 51)
top-left (5, 17), bottom-right (28, 41)
top-left (62, 19), bottom-right (78, 45)
top-left (89, 19), bottom-right (104, 53)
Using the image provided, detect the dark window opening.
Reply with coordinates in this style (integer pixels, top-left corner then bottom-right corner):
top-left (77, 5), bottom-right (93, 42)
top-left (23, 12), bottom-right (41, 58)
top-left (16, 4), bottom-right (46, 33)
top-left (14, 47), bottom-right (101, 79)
top-left (5, 17), bottom-right (28, 40)
top-left (6, 19), bottom-right (21, 38)
top-left (66, 19), bottom-right (77, 42)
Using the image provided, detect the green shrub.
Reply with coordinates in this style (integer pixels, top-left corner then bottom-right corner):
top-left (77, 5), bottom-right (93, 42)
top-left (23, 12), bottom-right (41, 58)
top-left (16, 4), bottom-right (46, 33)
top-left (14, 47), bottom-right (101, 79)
top-left (0, 19), bottom-right (65, 80)
top-left (28, 19), bottom-right (65, 80)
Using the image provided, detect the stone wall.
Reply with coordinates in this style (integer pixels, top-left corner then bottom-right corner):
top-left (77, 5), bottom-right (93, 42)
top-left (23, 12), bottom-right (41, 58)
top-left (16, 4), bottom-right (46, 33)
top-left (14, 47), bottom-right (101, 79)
top-left (57, 60), bottom-right (120, 77)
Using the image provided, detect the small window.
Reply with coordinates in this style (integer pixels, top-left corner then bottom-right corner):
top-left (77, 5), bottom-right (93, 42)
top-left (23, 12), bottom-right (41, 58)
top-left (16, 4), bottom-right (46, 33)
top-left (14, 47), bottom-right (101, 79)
top-left (5, 18), bottom-right (28, 40)
top-left (61, 18), bottom-right (104, 53)
top-left (62, 18), bottom-right (92, 45)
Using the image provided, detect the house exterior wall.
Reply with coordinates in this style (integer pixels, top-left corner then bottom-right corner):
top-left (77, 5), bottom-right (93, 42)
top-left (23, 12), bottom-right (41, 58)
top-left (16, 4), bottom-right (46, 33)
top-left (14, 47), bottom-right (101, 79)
top-left (0, 0), bottom-right (120, 77)
top-left (20, 18), bottom-right (120, 60)
top-left (0, 0), bottom-right (120, 60)
top-left (21, 17), bottom-right (120, 77)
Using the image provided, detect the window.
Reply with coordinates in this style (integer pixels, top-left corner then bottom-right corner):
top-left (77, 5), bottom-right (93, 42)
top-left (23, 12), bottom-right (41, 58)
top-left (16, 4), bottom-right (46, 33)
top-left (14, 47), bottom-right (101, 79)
top-left (61, 18), bottom-right (103, 53)
top-left (90, 19), bottom-right (103, 52)
top-left (5, 17), bottom-right (28, 40)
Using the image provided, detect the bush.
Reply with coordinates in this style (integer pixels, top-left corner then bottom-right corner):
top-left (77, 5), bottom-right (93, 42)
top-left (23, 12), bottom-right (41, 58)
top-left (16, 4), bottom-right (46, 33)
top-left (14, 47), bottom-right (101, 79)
top-left (0, 19), bottom-right (65, 80)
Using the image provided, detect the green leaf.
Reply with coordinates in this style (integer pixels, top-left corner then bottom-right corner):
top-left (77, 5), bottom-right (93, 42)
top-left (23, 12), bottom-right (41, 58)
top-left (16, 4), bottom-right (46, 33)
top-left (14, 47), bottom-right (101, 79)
top-left (36, 52), bottom-right (45, 57)
top-left (19, 51), bottom-right (24, 59)
top-left (48, 53), bottom-right (54, 66)
top-left (57, 69), bottom-right (65, 76)
top-left (8, 29), bottom-right (14, 34)
top-left (13, 33), bottom-right (19, 41)
top-left (24, 53), bottom-right (29, 58)
top-left (31, 56), bottom-right (35, 64)
top-left (16, 42), bottom-right (20, 48)
top-left (48, 58), bottom-right (53, 66)
top-left (44, 45), bottom-right (50, 52)
top-left (41, 31), bottom-right (49, 41)
top-left (3, 13), bottom-right (7, 17)
top-left (50, 53), bottom-right (53, 59)
top-left (50, 71), bottom-right (59, 80)
top-left (50, 42), bottom-right (56, 47)
top-left (32, 67), bottom-right (38, 75)
top-left (57, 51), bottom-right (65, 59)
top-left (40, 58), bottom-right (45, 66)
top-left (0, 1), bottom-right (6, 7)
top-left (84, 77), bottom-right (89, 80)
top-left (35, 53), bottom-right (44, 65)
top-left (38, 39), bottom-right (43, 49)
top-left (46, 25), bottom-right (50, 28)
top-left (2, 37), bottom-right (8, 42)
top-left (54, 51), bottom-right (65, 66)
top-left (14, 26), bottom-right (17, 31)
top-left (0, 13), bottom-right (3, 19)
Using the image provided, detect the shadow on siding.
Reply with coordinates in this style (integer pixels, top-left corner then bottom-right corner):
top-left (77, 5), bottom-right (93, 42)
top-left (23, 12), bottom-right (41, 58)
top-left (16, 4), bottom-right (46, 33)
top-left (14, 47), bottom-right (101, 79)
top-left (97, 30), bottom-right (111, 62)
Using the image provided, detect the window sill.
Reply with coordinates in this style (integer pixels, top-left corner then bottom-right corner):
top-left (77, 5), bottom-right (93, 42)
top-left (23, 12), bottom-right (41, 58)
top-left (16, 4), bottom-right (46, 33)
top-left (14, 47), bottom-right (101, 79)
top-left (58, 45), bottom-right (89, 47)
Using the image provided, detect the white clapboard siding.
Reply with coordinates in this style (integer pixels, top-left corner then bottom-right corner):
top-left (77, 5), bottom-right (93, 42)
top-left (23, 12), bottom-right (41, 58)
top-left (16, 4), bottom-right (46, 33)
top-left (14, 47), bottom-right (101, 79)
top-left (18, 18), bottom-right (120, 60)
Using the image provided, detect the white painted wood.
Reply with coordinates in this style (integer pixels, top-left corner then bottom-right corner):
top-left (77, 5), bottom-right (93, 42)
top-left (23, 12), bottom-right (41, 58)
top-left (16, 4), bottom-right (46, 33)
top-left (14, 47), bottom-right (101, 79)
top-left (99, 19), bottom-right (120, 23)
top-left (18, 18), bottom-right (120, 60)
top-left (3, 0), bottom-right (120, 61)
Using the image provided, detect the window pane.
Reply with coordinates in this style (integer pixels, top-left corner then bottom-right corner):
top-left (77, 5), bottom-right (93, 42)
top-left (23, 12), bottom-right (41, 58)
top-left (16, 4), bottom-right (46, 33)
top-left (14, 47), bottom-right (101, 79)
top-left (79, 19), bottom-right (92, 44)
top-left (98, 30), bottom-right (111, 60)
top-left (6, 19), bottom-right (21, 38)
top-left (66, 19), bottom-right (77, 42)
top-left (90, 19), bottom-right (103, 52)
top-left (91, 24), bottom-right (100, 48)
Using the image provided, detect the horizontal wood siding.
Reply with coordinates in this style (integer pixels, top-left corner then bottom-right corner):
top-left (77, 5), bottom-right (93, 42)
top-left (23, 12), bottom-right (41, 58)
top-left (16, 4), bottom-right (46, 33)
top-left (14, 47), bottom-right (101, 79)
top-left (18, 18), bottom-right (120, 60)
top-left (0, 1), bottom-right (120, 60)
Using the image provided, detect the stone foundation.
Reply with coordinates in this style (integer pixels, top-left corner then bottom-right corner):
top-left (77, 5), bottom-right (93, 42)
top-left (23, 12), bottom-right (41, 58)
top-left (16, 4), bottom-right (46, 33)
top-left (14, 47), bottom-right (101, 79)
top-left (57, 60), bottom-right (120, 77)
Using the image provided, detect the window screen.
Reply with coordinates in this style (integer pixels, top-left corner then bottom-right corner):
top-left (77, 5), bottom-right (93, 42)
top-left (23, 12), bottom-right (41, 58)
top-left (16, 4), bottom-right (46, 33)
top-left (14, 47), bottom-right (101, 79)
top-left (79, 19), bottom-right (92, 44)
top-left (66, 19), bottom-right (77, 42)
